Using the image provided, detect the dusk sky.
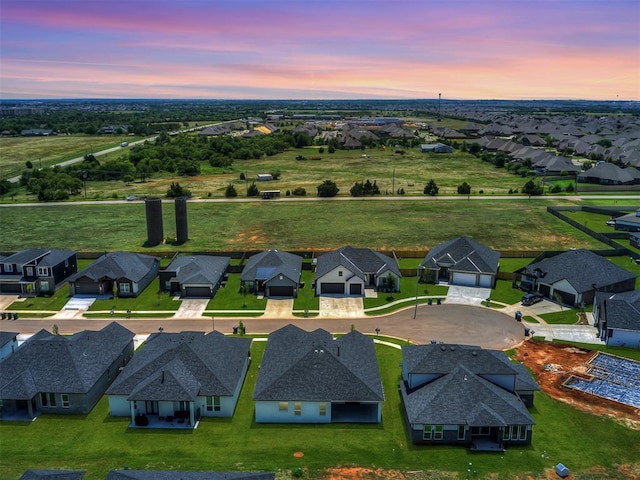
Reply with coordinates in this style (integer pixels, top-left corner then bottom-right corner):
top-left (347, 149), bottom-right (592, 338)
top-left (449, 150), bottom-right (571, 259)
top-left (1, 0), bottom-right (638, 100)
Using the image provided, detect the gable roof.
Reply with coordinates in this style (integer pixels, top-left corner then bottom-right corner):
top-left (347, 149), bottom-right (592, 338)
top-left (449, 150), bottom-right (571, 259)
top-left (2, 248), bottom-right (50, 265)
top-left (519, 249), bottom-right (636, 293)
top-left (315, 246), bottom-right (401, 280)
top-left (253, 324), bottom-right (384, 403)
top-left (0, 322), bottom-right (134, 399)
top-left (596, 290), bottom-right (640, 331)
top-left (106, 471), bottom-right (275, 480)
top-left (69, 252), bottom-right (159, 283)
top-left (578, 163), bottom-right (638, 184)
top-left (402, 344), bottom-right (516, 377)
top-left (241, 250), bottom-right (302, 284)
top-left (165, 256), bottom-right (230, 286)
top-left (106, 331), bottom-right (251, 401)
top-left (401, 364), bottom-right (534, 426)
top-left (420, 236), bottom-right (500, 274)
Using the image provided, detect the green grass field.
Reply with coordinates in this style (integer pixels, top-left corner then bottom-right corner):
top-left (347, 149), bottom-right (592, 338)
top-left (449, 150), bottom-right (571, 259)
top-left (0, 199), bottom-right (607, 253)
top-left (0, 340), bottom-right (639, 480)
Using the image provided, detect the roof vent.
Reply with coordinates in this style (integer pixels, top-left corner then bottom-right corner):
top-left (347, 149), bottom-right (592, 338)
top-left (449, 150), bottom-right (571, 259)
top-left (450, 346), bottom-right (455, 351)
top-left (440, 346), bottom-right (446, 351)
top-left (472, 351), bottom-right (477, 356)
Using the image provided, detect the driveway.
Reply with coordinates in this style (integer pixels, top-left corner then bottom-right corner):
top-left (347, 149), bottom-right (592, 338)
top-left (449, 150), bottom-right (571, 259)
top-left (318, 296), bottom-right (364, 318)
top-left (173, 299), bottom-right (209, 318)
top-left (446, 286), bottom-right (492, 305)
top-left (264, 298), bottom-right (294, 318)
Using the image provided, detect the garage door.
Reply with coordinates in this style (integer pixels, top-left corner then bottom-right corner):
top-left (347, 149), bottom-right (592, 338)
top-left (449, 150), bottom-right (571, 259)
top-left (321, 283), bottom-right (344, 294)
top-left (452, 272), bottom-right (477, 287)
top-left (349, 284), bottom-right (362, 295)
top-left (554, 290), bottom-right (576, 306)
top-left (0, 283), bottom-right (21, 294)
top-left (268, 286), bottom-right (294, 297)
top-left (478, 274), bottom-right (493, 288)
top-left (73, 283), bottom-right (99, 295)
top-left (184, 286), bottom-right (212, 298)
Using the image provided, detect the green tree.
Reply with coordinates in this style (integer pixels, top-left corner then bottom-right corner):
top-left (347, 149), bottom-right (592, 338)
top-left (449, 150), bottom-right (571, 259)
top-left (457, 182), bottom-right (471, 194)
top-left (225, 184), bottom-right (238, 198)
top-left (317, 179), bottom-right (339, 197)
top-left (166, 181), bottom-right (191, 198)
top-left (424, 179), bottom-right (439, 196)
top-left (523, 179), bottom-right (543, 196)
top-left (246, 182), bottom-right (259, 197)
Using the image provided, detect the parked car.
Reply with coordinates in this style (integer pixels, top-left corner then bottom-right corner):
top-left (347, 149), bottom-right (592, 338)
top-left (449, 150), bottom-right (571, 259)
top-left (521, 292), bottom-right (544, 306)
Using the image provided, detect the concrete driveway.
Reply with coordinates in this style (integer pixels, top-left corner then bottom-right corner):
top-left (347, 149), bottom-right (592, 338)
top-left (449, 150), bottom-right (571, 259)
top-left (173, 299), bottom-right (209, 318)
top-left (318, 296), bottom-right (364, 318)
top-left (264, 298), bottom-right (294, 318)
top-left (446, 286), bottom-right (492, 305)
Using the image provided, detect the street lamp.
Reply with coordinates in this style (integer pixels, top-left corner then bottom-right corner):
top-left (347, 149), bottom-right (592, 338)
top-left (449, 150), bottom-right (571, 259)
top-left (413, 266), bottom-right (425, 319)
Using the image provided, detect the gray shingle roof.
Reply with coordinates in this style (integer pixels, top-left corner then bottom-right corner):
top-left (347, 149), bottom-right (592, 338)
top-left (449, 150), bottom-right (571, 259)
top-left (106, 471), bottom-right (275, 480)
top-left (0, 322), bottom-right (134, 399)
top-left (2, 248), bottom-right (49, 265)
top-left (106, 331), bottom-right (251, 401)
top-left (253, 325), bottom-right (384, 402)
top-left (402, 344), bottom-right (515, 376)
top-left (20, 470), bottom-right (85, 480)
top-left (521, 249), bottom-right (636, 293)
top-left (240, 250), bottom-right (302, 283)
top-left (68, 251), bottom-right (159, 283)
top-left (596, 290), bottom-right (640, 331)
top-left (0, 331), bottom-right (18, 347)
top-left (420, 236), bottom-right (500, 274)
top-left (315, 246), bottom-right (401, 280)
top-left (165, 256), bottom-right (230, 286)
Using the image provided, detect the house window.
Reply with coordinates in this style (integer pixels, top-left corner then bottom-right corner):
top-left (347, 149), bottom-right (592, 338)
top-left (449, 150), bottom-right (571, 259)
top-left (319, 403), bottom-right (327, 416)
top-left (61, 394), bottom-right (70, 408)
top-left (37, 267), bottom-right (49, 276)
top-left (457, 425), bottom-right (466, 440)
top-left (519, 425), bottom-right (527, 440)
top-left (278, 402), bottom-right (289, 412)
top-left (4, 264), bottom-right (13, 273)
top-left (120, 283), bottom-right (131, 294)
top-left (41, 393), bottom-right (56, 407)
top-left (206, 396), bottom-right (221, 412)
top-left (338, 271), bottom-right (343, 277)
top-left (294, 402), bottom-right (302, 416)
top-left (503, 426), bottom-right (511, 440)
top-left (423, 425), bottom-right (443, 440)
top-left (423, 425), bottom-right (433, 440)
top-left (434, 425), bottom-right (444, 440)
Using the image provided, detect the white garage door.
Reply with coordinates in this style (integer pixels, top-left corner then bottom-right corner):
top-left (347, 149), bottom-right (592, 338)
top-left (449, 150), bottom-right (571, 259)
top-left (452, 272), bottom-right (476, 287)
top-left (478, 274), bottom-right (493, 288)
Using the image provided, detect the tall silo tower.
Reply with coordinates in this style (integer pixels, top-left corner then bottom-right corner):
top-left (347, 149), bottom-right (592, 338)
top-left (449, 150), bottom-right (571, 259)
top-left (145, 197), bottom-right (164, 246)
top-left (175, 196), bottom-right (189, 244)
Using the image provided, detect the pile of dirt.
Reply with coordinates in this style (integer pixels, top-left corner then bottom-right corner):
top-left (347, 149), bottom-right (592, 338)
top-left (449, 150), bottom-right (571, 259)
top-left (514, 340), bottom-right (640, 430)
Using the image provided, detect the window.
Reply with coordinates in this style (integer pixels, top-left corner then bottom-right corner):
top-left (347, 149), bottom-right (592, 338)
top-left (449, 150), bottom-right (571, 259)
top-left (4, 264), bottom-right (13, 273)
top-left (423, 425), bottom-right (443, 440)
top-left (206, 396), bottom-right (213, 411)
top-left (61, 394), bottom-right (70, 408)
top-left (423, 425), bottom-right (433, 440)
top-left (519, 425), bottom-right (527, 440)
top-left (41, 393), bottom-right (56, 407)
top-left (457, 425), bottom-right (466, 440)
top-left (37, 267), bottom-right (49, 276)
top-left (319, 403), bottom-right (327, 416)
top-left (338, 271), bottom-right (343, 277)
top-left (503, 426), bottom-right (511, 440)
top-left (119, 283), bottom-right (131, 294)
top-left (278, 402), bottom-right (288, 412)
top-left (434, 425), bottom-right (444, 440)
top-left (294, 402), bottom-right (302, 416)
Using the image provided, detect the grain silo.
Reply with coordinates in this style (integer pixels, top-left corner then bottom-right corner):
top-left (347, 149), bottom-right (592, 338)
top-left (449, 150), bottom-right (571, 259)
top-left (145, 197), bottom-right (164, 245)
top-left (175, 196), bottom-right (189, 244)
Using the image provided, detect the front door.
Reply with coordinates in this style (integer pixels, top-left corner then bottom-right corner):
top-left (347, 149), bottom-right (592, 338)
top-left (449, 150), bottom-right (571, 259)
top-left (145, 401), bottom-right (158, 414)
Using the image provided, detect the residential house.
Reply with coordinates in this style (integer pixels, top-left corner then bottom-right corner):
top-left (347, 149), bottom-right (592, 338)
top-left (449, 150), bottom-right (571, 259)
top-left (515, 249), bottom-right (636, 307)
top-left (420, 143), bottom-right (453, 154)
top-left (0, 331), bottom-right (19, 361)
top-left (253, 324), bottom-right (384, 423)
top-left (614, 209), bottom-right (640, 232)
top-left (594, 291), bottom-right (640, 348)
top-left (20, 470), bottom-right (85, 480)
top-left (0, 322), bottom-right (134, 420)
top-left (159, 255), bottom-right (230, 298)
top-left (400, 344), bottom-right (537, 450)
top-left (106, 331), bottom-right (251, 429)
top-left (0, 248), bottom-right (77, 296)
top-left (68, 251), bottom-right (160, 298)
top-left (314, 246), bottom-right (401, 296)
top-left (106, 471), bottom-right (275, 480)
top-left (419, 236), bottom-right (500, 288)
top-left (577, 163), bottom-right (640, 185)
top-left (240, 249), bottom-right (302, 297)
top-left (631, 232), bottom-right (640, 248)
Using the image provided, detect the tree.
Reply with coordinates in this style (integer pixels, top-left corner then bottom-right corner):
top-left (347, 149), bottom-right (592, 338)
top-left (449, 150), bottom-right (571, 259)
top-left (457, 182), bottom-right (471, 195)
top-left (166, 181), bottom-right (191, 198)
top-left (317, 179), bottom-right (339, 197)
top-left (25, 160), bottom-right (33, 169)
top-left (225, 184), bottom-right (238, 198)
top-left (424, 179), bottom-right (439, 196)
top-left (246, 182), bottom-right (259, 197)
top-left (522, 179), bottom-right (543, 196)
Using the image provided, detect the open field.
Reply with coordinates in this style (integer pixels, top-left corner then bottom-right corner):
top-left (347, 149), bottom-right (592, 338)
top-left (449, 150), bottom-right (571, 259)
top-left (0, 199), bottom-right (608, 252)
top-left (0, 135), bottom-right (135, 179)
top-left (1, 340), bottom-right (639, 480)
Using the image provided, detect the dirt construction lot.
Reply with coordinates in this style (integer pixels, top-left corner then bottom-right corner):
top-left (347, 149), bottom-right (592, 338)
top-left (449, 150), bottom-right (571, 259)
top-left (513, 340), bottom-right (640, 430)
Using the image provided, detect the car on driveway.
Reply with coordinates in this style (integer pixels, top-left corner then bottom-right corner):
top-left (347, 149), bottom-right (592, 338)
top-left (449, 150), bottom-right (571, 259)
top-left (521, 292), bottom-right (544, 306)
